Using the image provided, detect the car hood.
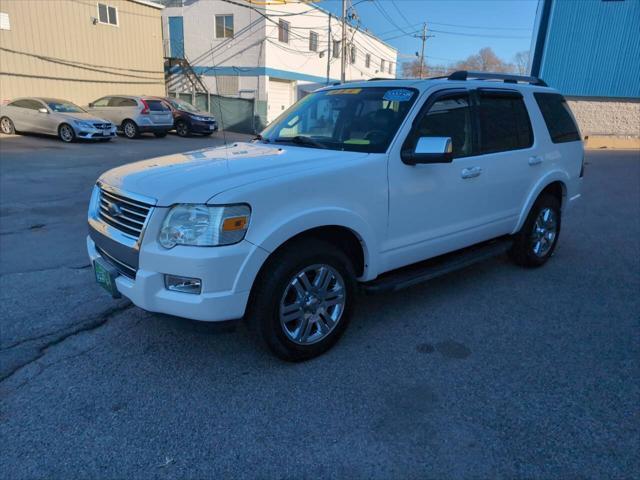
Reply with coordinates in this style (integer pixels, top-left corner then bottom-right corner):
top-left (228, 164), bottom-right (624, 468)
top-left (98, 142), bottom-right (368, 206)
top-left (57, 112), bottom-right (110, 123)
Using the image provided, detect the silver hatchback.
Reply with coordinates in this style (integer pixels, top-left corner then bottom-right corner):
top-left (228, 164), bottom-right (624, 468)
top-left (0, 98), bottom-right (116, 142)
top-left (85, 95), bottom-right (174, 139)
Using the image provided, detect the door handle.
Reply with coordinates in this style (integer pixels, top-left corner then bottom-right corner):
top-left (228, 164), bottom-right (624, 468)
top-left (528, 155), bottom-right (543, 166)
top-left (461, 166), bottom-right (482, 179)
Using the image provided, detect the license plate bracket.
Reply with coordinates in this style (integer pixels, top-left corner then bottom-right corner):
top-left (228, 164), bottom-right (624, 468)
top-left (93, 257), bottom-right (121, 298)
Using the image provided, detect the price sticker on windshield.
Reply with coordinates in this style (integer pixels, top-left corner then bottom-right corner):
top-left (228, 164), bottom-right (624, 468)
top-left (327, 88), bottom-right (362, 95)
top-left (383, 89), bottom-right (414, 102)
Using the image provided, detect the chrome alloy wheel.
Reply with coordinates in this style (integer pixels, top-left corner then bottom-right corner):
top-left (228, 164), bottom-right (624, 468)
top-left (279, 264), bottom-right (346, 345)
top-left (59, 124), bottom-right (74, 142)
top-left (0, 117), bottom-right (13, 134)
top-left (123, 122), bottom-right (137, 138)
top-left (531, 207), bottom-right (558, 257)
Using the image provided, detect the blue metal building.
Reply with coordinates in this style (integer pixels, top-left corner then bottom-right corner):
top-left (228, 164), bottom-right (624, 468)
top-left (531, 0), bottom-right (640, 99)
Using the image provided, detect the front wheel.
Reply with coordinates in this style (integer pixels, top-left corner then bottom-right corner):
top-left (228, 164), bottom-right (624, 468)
top-left (122, 120), bottom-right (139, 139)
top-left (58, 123), bottom-right (75, 143)
top-left (175, 121), bottom-right (190, 137)
top-left (510, 193), bottom-right (561, 267)
top-left (0, 116), bottom-right (15, 135)
top-left (247, 238), bottom-right (356, 361)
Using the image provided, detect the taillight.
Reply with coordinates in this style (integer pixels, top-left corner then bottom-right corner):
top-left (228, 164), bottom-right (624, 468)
top-left (140, 99), bottom-right (150, 115)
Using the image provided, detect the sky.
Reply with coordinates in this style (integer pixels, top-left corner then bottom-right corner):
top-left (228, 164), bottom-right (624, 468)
top-left (316, 0), bottom-right (541, 68)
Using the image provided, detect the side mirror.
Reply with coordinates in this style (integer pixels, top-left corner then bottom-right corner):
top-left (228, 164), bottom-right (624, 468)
top-left (402, 136), bottom-right (454, 165)
top-left (88, 103), bottom-right (94, 108)
top-left (38, 108), bottom-right (49, 114)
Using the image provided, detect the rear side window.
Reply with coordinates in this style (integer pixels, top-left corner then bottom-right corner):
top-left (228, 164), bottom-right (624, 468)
top-left (478, 90), bottom-right (533, 154)
top-left (108, 97), bottom-right (137, 107)
top-left (9, 99), bottom-right (41, 110)
top-left (534, 92), bottom-right (581, 143)
top-left (145, 100), bottom-right (169, 111)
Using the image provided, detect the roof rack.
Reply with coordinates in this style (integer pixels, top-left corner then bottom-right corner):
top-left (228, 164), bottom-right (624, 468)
top-left (447, 70), bottom-right (548, 87)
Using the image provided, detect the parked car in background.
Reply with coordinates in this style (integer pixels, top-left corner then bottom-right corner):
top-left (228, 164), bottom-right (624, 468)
top-left (0, 98), bottom-right (116, 142)
top-left (85, 96), bottom-right (173, 139)
top-left (154, 97), bottom-right (218, 137)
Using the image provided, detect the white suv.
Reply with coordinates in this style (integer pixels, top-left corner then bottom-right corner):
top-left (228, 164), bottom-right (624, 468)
top-left (87, 72), bottom-right (583, 361)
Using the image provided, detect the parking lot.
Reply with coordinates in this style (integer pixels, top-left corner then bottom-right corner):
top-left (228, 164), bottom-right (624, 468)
top-left (0, 133), bottom-right (638, 478)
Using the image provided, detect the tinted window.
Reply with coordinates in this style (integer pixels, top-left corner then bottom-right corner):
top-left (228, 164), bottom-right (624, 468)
top-left (47, 101), bottom-right (84, 113)
top-left (108, 97), bottom-right (137, 107)
top-left (478, 91), bottom-right (533, 154)
top-left (146, 100), bottom-right (169, 111)
top-left (10, 99), bottom-right (39, 109)
top-left (534, 92), bottom-right (581, 143)
top-left (410, 93), bottom-right (473, 158)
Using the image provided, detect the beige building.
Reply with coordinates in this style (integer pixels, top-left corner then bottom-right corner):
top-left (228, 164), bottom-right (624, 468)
top-left (0, 0), bottom-right (165, 106)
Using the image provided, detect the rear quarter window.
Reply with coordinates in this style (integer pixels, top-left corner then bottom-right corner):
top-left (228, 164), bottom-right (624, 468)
top-left (534, 92), bottom-right (581, 143)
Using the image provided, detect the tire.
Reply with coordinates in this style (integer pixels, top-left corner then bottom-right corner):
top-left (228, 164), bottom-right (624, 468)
top-left (246, 238), bottom-right (356, 362)
top-left (510, 193), bottom-right (561, 268)
top-left (175, 121), bottom-right (190, 137)
top-left (122, 120), bottom-right (139, 139)
top-left (0, 116), bottom-right (15, 135)
top-left (154, 132), bottom-right (168, 138)
top-left (58, 123), bottom-right (75, 143)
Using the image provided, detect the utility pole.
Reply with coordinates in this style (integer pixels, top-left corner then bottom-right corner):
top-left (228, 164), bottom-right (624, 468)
top-left (326, 13), bottom-right (332, 85)
top-left (340, 0), bottom-right (346, 83)
top-left (414, 23), bottom-right (434, 78)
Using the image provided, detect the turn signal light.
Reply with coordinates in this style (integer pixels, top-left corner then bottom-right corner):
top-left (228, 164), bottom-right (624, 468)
top-left (222, 216), bottom-right (249, 232)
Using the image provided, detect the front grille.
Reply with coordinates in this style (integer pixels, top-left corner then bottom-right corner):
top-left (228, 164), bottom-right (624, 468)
top-left (96, 245), bottom-right (136, 279)
top-left (93, 122), bottom-right (112, 129)
top-left (98, 188), bottom-right (152, 240)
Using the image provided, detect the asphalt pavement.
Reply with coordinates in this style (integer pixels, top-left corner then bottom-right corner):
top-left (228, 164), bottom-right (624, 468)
top-left (0, 133), bottom-right (638, 479)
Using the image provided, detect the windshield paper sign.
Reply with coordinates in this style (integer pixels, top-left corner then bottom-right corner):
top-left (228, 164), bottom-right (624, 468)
top-left (327, 88), bottom-right (362, 95)
top-left (383, 89), bottom-right (414, 102)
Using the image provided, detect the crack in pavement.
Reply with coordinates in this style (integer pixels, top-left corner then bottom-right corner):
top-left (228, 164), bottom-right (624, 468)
top-left (0, 301), bottom-right (132, 383)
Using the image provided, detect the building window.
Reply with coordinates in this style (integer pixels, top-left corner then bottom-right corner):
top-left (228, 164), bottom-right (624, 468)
top-left (365, 53), bottom-right (371, 68)
top-left (0, 12), bottom-right (10, 31)
top-left (388, 62), bottom-right (393, 74)
top-left (215, 15), bottom-right (234, 38)
top-left (278, 19), bottom-right (290, 43)
top-left (97, 3), bottom-right (117, 26)
top-left (350, 45), bottom-right (356, 64)
top-left (309, 31), bottom-right (318, 52)
top-left (333, 40), bottom-right (340, 58)
top-left (380, 59), bottom-right (385, 72)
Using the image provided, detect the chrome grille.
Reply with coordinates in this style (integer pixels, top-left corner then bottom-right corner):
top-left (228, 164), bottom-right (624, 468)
top-left (98, 188), bottom-right (152, 240)
top-left (93, 122), bottom-right (112, 129)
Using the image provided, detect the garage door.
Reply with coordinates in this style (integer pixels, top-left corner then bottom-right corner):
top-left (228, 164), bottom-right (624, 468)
top-left (268, 78), bottom-right (293, 123)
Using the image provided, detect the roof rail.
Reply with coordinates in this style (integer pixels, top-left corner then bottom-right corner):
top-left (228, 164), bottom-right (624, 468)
top-left (367, 77), bottom-right (392, 81)
top-left (447, 70), bottom-right (548, 87)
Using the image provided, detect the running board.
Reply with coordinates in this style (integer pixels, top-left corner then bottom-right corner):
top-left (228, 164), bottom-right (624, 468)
top-left (362, 237), bottom-right (513, 295)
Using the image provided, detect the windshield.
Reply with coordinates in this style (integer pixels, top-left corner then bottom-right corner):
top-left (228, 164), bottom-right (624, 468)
top-left (168, 98), bottom-right (200, 114)
top-left (260, 86), bottom-right (418, 153)
top-left (46, 101), bottom-right (85, 113)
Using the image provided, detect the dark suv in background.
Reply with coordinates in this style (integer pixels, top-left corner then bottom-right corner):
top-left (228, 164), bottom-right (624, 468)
top-left (155, 97), bottom-right (218, 137)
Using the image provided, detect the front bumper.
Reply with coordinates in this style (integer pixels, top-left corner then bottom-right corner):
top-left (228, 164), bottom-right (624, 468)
top-left (190, 119), bottom-right (218, 133)
top-left (87, 235), bottom-right (269, 322)
top-left (75, 126), bottom-right (117, 140)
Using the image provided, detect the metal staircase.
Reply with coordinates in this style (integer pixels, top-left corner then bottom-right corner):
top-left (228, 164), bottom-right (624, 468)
top-left (164, 56), bottom-right (209, 96)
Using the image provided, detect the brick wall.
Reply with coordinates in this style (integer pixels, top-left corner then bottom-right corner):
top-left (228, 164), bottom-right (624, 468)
top-left (567, 98), bottom-right (640, 137)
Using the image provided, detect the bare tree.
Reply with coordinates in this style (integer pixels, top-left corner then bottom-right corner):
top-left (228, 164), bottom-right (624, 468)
top-left (513, 51), bottom-right (530, 75)
top-left (453, 47), bottom-right (513, 73)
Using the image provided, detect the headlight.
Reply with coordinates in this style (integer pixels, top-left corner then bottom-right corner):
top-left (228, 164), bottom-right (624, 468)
top-left (158, 204), bottom-right (250, 248)
top-left (74, 120), bottom-right (92, 129)
top-left (88, 184), bottom-right (100, 219)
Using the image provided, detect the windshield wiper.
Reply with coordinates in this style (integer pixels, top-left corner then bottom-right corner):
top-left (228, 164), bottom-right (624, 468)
top-left (252, 134), bottom-right (269, 143)
top-left (274, 135), bottom-right (328, 149)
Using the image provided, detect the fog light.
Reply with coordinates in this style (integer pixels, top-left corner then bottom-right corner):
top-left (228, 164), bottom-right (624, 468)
top-left (165, 275), bottom-right (202, 294)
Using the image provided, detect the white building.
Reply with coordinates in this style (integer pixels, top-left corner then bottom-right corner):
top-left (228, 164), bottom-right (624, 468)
top-left (161, 0), bottom-right (397, 127)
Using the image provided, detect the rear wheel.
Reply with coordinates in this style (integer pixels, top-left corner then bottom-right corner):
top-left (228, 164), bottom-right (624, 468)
top-left (247, 238), bottom-right (356, 361)
top-left (0, 116), bottom-right (15, 135)
top-left (175, 120), bottom-right (190, 137)
top-left (58, 123), bottom-right (75, 143)
top-left (510, 193), bottom-right (561, 267)
top-left (122, 120), bottom-right (139, 139)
